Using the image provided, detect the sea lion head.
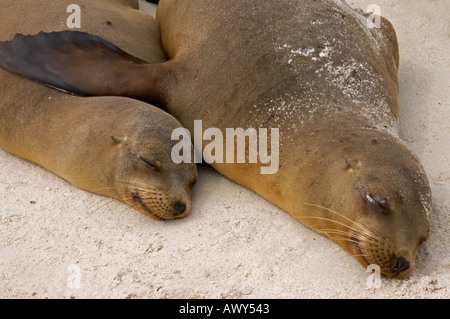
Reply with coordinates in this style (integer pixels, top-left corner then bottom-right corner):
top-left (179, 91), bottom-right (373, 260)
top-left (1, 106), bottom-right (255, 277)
top-left (339, 132), bottom-right (431, 278)
top-left (303, 129), bottom-right (432, 278)
top-left (112, 110), bottom-right (197, 220)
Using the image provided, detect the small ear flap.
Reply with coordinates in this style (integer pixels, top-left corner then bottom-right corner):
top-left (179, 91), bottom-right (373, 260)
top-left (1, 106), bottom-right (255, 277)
top-left (111, 136), bottom-right (128, 144)
top-left (344, 158), bottom-right (361, 170)
top-left (0, 31), bottom-right (169, 107)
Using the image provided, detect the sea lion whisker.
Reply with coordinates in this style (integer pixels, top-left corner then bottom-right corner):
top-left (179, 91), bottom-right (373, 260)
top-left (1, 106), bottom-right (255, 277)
top-left (357, 237), bottom-right (393, 252)
top-left (138, 196), bottom-right (166, 202)
top-left (86, 185), bottom-right (120, 193)
top-left (304, 203), bottom-right (381, 239)
top-left (115, 180), bottom-right (158, 191)
top-left (131, 193), bottom-right (162, 200)
top-left (317, 228), bottom-right (354, 237)
top-left (129, 192), bottom-right (163, 220)
top-left (351, 254), bottom-right (372, 260)
top-left (115, 193), bottom-right (138, 203)
top-left (300, 215), bottom-right (370, 239)
top-left (309, 217), bottom-right (382, 244)
top-left (322, 234), bottom-right (361, 245)
top-left (115, 189), bottom-right (153, 203)
top-left (317, 229), bottom-right (361, 240)
top-left (317, 227), bottom-right (380, 244)
top-left (304, 203), bottom-right (368, 231)
top-left (115, 181), bottom-right (161, 195)
top-left (115, 189), bottom-right (164, 209)
top-left (316, 228), bottom-right (369, 243)
top-left (116, 185), bottom-right (162, 199)
top-left (135, 189), bottom-right (165, 196)
top-left (89, 197), bottom-right (118, 214)
top-left (359, 223), bottom-right (387, 245)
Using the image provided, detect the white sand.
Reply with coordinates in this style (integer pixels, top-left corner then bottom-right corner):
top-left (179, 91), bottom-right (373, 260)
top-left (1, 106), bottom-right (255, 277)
top-left (0, 0), bottom-right (449, 298)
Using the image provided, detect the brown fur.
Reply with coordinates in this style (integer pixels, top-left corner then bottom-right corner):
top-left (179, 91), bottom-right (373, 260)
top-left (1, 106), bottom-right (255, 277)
top-left (154, 0), bottom-right (431, 277)
top-left (0, 0), bottom-right (197, 219)
top-left (0, 0), bottom-right (432, 277)
top-left (152, 0), bottom-right (431, 277)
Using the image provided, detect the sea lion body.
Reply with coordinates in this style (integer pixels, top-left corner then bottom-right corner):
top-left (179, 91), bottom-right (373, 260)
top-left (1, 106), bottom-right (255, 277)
top-left (0, 0), bottom-right (197, 219)
top-left (154, 0), bottom-right (432, 277)
top-left (0, 0), bottom-right (432, 277)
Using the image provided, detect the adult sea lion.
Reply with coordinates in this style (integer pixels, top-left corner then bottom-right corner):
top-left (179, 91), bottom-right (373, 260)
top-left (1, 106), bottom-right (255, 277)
top-left (0, 0), bottom-right (197, 220)
top-left (0, 0), bottom-right (432, 277)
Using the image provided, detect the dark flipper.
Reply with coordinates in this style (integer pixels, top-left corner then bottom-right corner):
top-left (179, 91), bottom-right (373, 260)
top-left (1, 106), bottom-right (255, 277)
top-left (0, 31), bottom-right (169, 107)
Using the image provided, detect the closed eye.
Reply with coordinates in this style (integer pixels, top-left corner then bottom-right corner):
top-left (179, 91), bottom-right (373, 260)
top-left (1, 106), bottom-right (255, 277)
top-left (365, 193), bottom-right (389, 214)
top-left (139, 156), bottom-right (157, 170)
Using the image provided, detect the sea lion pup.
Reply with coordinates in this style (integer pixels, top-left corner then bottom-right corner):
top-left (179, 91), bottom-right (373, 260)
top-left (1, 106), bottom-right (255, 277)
top-left (0, 0), bottom-right (432, 277)
top-left (0, 0), bottom-right (197, 220)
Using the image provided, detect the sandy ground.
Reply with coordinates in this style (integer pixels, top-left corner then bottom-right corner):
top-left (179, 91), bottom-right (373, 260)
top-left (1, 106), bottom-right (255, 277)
top-left (0, 0), bottom-right (449, 299)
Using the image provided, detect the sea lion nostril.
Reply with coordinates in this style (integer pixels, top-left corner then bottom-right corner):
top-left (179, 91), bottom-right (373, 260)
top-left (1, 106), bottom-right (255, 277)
top-left (393, 257), bottom-right (410, 274)
top-left (174, 201), bottom-right (186, 216)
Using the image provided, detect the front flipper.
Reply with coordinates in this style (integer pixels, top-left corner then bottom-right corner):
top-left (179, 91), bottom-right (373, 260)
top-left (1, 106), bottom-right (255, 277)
top-left (0, 31), bottom-right (169, 107)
